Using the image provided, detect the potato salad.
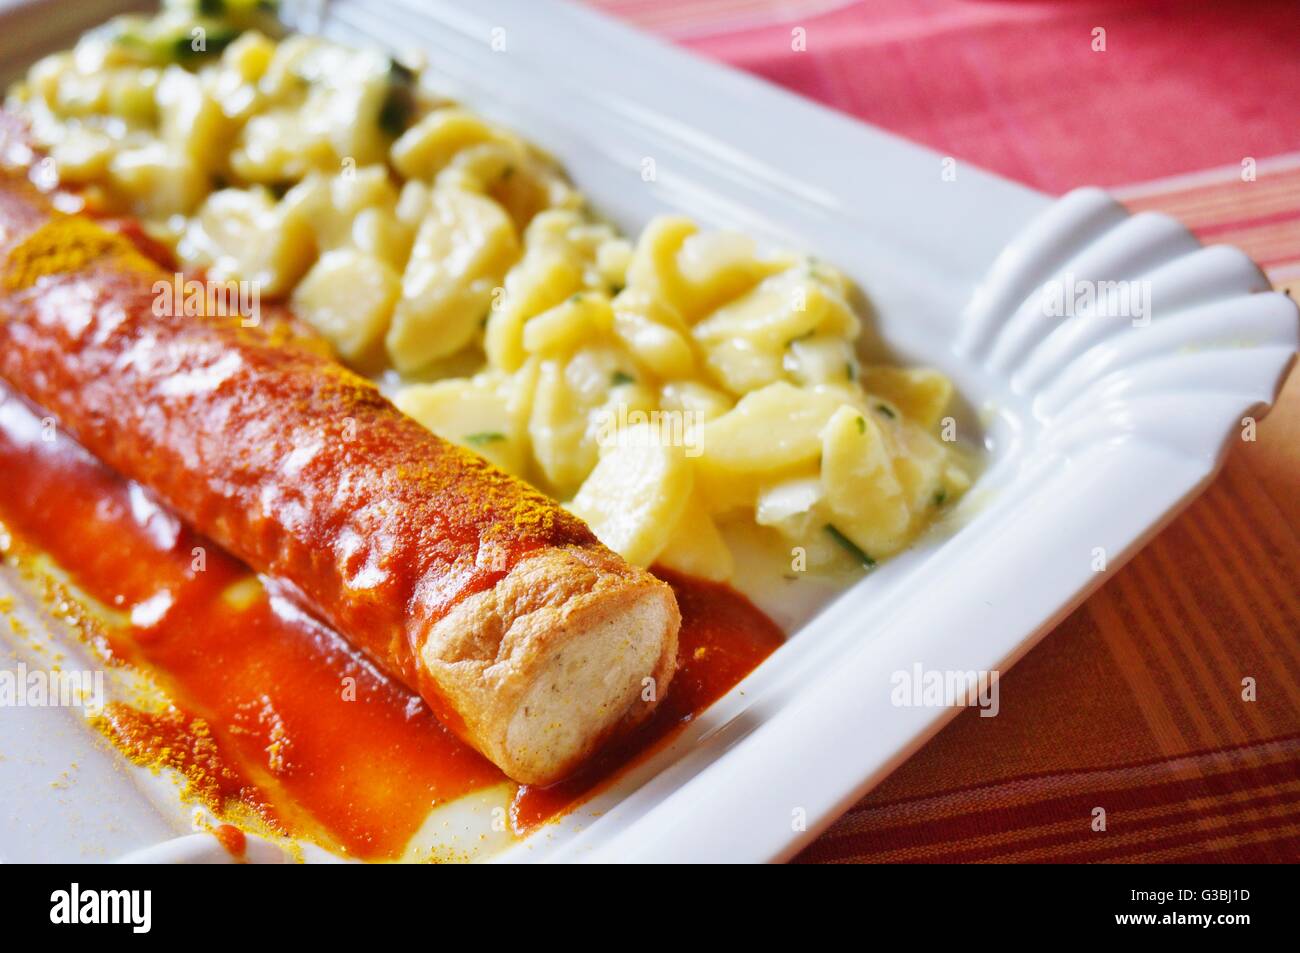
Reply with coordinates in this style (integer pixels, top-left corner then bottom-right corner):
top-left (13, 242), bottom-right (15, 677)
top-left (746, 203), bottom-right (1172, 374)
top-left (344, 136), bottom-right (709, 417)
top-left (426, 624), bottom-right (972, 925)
top-left (9, 0), bottom-right (971, 581)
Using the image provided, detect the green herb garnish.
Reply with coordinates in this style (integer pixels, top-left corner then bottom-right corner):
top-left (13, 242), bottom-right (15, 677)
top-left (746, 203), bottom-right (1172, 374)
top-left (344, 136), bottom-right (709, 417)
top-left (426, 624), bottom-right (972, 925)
top-left (387, 58), bottom-right (416, 86)
top-left (378, 58), bottom-right (416, 137)
top-left (825, 524), bottom-right (875, 568)
top-left (610, 370), bottom-right (636, 387)
top-left (172, 27), bottom-right (239, 61)
top-left (933, 489), bottom-right (948, 507)
top-left (874, 403), bottom-right (896, 419)
top-left (465, 432), bottom-right (506, 446)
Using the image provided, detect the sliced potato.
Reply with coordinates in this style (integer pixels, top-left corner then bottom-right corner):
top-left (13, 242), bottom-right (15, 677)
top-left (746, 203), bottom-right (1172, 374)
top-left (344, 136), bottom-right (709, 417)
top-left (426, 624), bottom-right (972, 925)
top-left (222, 30), bottom-right (276, 84)
top-left (755, 475), bottom-right (824, 532)
top-left (283, 165), bottom-right (400, 253)
top-left (436, 141), bottom-right (573, 231)
top-left (860, 366), bottom-right (954, 430)
top-left (754, 473), bottom-right (821, 546)
top-left (590, 379), bottom-right (659, 457)
top-left (47, 127), bottom-right (114, 183)
top-left (391, 108), bottom-right (507, 181)
top-left (885, 420), bottom-right (950, 514)
top-left (107, 144), bottom-right (207, 219)
top-left (625, 216), bottom-right (694, 315)
top-left (52, 64), bottom-right (109, 115)
top-left (322, 55), bottom-right (392, 166)
top-left (940, 461), bottom-right (972, 505)
top-left (611, 290), bottom-right (694, 379)
top-left (231, 110), bottom-right (334, 182)
top-left (523, 292), bottom-right (614, 356)
top-left (291, 249), bottom-right (400, 364)
top-left (785, 334), bottom-right (859, 387)
top-left (178, 186), bottom-right (314, 294)
top-left (693, 269), bottom-right (828, 352)
top-left (394, 377), bottom-right (525, 474)
top-left (155, 66), bottom-right (229, 169)
top-left (674, 229), bottom-right (779, 319)
top-left (626, 217), bottom-right (779, 321)
top-left (385, 188), bottom-right (520, 371)
top-left (485, 249), bottom-right (583, 372)
top-left (567, 424), bottom-right (693, 567)
top-left (595, 237), bottom-right (633, 289)
top-left (655, 492), bottom-right (733, 582)
top-left (820, 405), bottom-right (911, 560)
top-left (659, 380), bottom-right (733, 422)
top-left (698, 335), bottom-right (786, 395)
top-left (396, 178), bottom-right (432, 226)
top-left (698, 381), bottom-right (842, 475)
top-left (529, 358), bottom-right (598, 496)
top-left (351, 206), bottom-right (414, 271)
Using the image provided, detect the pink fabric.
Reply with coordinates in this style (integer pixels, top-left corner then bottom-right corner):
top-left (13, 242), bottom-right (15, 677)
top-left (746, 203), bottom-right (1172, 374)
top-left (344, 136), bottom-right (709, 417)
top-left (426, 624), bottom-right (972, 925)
top-left (593, 0), bottom-right (1300, 194)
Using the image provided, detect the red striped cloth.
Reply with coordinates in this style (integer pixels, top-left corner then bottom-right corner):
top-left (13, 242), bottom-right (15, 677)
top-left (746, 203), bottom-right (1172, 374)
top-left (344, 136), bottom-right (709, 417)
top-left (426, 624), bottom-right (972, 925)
top-left (1116, 157), bottom-right (1300, 293)
top-left (584, 0), bottom-right (1300, 863)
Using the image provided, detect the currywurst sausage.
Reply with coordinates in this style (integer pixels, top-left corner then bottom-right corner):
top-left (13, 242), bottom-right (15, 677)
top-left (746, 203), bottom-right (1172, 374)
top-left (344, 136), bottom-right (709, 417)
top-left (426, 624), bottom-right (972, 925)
top-left (0, 162), bottom-right (679, 786)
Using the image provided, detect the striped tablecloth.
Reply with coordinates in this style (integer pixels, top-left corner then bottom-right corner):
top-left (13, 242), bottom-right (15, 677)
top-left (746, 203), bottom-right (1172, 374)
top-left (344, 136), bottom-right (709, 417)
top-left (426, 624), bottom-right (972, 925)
top-left (585, 0), bottom-right (1300, 863)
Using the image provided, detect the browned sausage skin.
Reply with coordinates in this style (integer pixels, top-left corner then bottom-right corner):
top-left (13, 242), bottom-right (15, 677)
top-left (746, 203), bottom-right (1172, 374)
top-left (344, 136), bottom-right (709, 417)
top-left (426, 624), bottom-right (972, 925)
top-left (0, 143), bottom-right (679, 786)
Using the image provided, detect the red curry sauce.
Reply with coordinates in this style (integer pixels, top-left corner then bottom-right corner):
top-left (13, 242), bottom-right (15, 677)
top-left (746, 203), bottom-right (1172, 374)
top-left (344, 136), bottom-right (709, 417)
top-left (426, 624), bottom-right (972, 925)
top-left (0, 384), bottom-right (783, 860)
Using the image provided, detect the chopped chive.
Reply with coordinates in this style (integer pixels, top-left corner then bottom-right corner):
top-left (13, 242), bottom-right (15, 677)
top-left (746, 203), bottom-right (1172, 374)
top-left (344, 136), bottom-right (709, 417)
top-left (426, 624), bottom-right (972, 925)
top-left (610, 370), bottom-right (636, 387)
top-left (845, 361), bottom-right (857, 381)
top-left (874, 403), bottom-right (895, 419)
top-left (824, 524), bottom-right (875, 568)
top-left (379, 95), bottom-right (413, 137)
top-left (855, 415), bottom-right (866, 434)
top-left (387, 57), bottom-right (416, 86)
top-left (465, 432), bottom-right (506, 446)
top-left (378, 58), bottom-right (416, 137)
top-left (933, 489), bottom-right (948, 507)
top-left (173, 27), bottom-right (238, 61)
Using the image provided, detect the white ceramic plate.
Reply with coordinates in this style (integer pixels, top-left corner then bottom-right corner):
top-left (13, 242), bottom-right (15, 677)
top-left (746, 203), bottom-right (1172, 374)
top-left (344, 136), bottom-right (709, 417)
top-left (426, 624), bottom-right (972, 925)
top-left (0, 0), bottom-right (1294, 863)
